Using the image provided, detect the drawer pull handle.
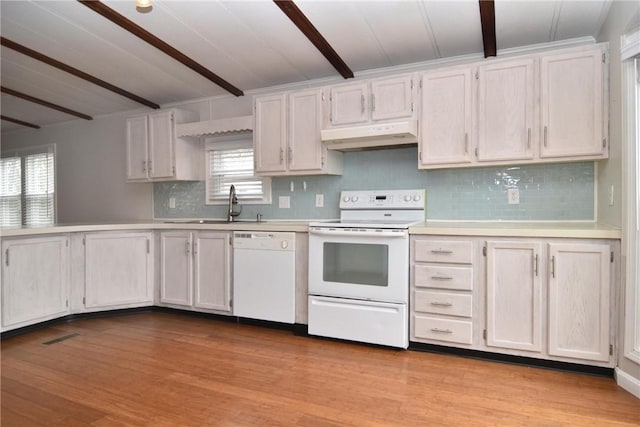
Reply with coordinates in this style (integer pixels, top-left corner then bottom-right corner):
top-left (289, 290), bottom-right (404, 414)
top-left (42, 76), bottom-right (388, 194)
top-left (430, 276), bottom-right (453, 281)
top-left (430, 302), bottom-right (453, 307)
top-left (430, 328), bottom-right (453, 334)
top-left (431, 249), bottom-right (453, 254)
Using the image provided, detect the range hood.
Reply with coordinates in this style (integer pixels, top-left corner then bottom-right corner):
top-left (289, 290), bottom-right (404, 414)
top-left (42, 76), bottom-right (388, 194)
top-left (321, 120), bottom-right (418, 151)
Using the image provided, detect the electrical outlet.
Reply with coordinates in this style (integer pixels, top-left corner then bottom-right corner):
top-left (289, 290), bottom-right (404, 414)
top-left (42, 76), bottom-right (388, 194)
top-left (507, 188), bottom-right (520, 205)
top-left (169, 197), bottom-right (176, 209)
top-left (279, 196), bottom-right (290, 209)
top-left (315, 194), bottom-right (324, 208)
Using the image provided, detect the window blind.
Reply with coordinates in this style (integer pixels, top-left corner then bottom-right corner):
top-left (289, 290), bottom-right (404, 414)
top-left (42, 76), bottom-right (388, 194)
top-left (207, 147), bottom-right (265, 202)
top-left (0, 157), bottom-right (22, 227)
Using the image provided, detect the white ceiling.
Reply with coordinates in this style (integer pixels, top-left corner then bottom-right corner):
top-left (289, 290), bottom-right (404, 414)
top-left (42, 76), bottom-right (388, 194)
top-left (0, 0), bottom-right (614, 132)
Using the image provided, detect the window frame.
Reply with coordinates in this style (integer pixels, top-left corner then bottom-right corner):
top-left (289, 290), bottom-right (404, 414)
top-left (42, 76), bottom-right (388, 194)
top-left (204, 137), bottom-right (271, 205)
top-left (0, 144), bottom-right (57, 227)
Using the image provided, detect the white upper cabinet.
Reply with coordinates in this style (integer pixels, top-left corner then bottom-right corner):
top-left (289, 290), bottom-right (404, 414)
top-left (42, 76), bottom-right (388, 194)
top-left (419, 67), bottom-right (473, 167)
top-left (477, 58), bottom-right (535, 162)
top-left (327, 74), bottom-right (416, 127)
top-left (126, 108), bottom-right (201, 182)
top-left (540, 49), bottom-right (605, 158)
top-left (254, 90), bottom-right (342, 176)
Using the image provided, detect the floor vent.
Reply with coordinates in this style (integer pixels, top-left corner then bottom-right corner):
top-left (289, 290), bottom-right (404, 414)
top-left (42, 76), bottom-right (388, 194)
top-left (42, 333), bottom-right (79, 346)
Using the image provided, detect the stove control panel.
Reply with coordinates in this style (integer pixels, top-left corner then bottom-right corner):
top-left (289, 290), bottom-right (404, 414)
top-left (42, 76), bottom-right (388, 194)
top-left (339, 189), bottom-right (425, 210)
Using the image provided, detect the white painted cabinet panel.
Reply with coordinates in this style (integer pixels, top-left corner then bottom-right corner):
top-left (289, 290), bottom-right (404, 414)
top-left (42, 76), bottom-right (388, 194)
top-left (370, 75), bottom-right (415, 122)
top-left (329, 82), bottom-right (369, 126)
top-left (84, 232), bottom-right (153, 309)
top-left (160, 232), bottom-right (193, 307)
top-left (288, 89), bottom-right (324, 172)
top-left (540, 49), bottom-right (605, 158)
top-left (126, 109), bottom-right (201, 182)
top-left (254, 93), bottom-right (287, 174)
top-left (194, 232), bottom-right (231, 312)
top-left (477, 58), bottom-right (535, 162)
top-left (548, 243), bottom-right (610, 362)
top-left (486, 241), bottom-right (542, 353)
top-left (1, 236), bottom-right (69, 330)
top-left (419, 67), bottom-right (473, 167)
top-left (159, 231), bottom-right (231, 314)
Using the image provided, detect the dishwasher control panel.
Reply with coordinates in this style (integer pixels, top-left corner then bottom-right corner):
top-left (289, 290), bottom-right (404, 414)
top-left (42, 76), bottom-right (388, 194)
top-left (233, 231), bottom-right (296, 251)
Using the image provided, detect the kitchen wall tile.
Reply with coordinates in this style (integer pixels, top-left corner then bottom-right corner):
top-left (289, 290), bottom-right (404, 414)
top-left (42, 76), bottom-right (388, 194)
top-left (154, 148), bottom-right (595, 221)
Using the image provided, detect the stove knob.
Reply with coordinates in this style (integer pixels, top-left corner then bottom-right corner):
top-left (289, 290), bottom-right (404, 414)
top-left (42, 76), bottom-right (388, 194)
top-left (343, 196), bottom-right (350, 202)
top-left (413, 194), bottom-right (422, 202)
top-left (352, 196), bottom-right (359, 202)
top-left (404, 195), bottom-right (412, 202)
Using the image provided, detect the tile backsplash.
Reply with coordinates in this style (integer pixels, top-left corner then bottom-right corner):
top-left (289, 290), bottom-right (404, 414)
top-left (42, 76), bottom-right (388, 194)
top-left (154, 147), bottom-right (594, 221)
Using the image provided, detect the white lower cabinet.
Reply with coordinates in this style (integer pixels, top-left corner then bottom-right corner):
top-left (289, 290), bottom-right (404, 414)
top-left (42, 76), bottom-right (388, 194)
top-left (159, 231), bottom-right (231, 313)
top-left (485, 239), bottom-right (615, 366)
top-left (1, 235), bottom-right (70, 331)
top-left (84, 232), bottom-right (154, 310)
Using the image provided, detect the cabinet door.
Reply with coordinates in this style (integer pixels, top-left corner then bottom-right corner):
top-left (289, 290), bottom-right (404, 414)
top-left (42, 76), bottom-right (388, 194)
top-left (193, 232), bottom-right (231, 312)
top-left (254, 94), bottom-right (287, 173)
top-left (148, 110), bottom-right (175, 179)
top-left (548, 243), bottom-right (610, 362)
top-left (370, 75), bottom-right (414, 121)
top-left (126, 115), bottom-right (149, 180)
top-left (478, 59), bottom-right (535, 162)
top-left (1, 236), bottom-right (69, 329)
top-left (419, 68), bottom-right (472, 167)
top-left (288, 89), bottom-right (324, 172)
top-left (329, 82), bottom-right (369, 126)
top-left (160, 232), bottom-right (192, 306)
top-left (540, 49), bottom-right (605, 158)
top-left (486, 241), bottom-right (542, 352)
top-left (84, 232), bottom-right (153, 309)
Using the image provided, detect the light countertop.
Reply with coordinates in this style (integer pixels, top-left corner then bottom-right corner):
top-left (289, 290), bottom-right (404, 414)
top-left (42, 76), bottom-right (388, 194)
top-left (1, 220), bottom-right (621, 239)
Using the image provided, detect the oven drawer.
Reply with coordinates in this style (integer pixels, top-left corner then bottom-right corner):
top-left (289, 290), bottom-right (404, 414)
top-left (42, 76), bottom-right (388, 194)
top-left (414, 265), bottom-right (473, 290)
top-left (414, 290), bottom-right (472, 317)
top-left (414, 240), bottom-right (473, 264)
top-left (413, 315), bottom-right (473, 344)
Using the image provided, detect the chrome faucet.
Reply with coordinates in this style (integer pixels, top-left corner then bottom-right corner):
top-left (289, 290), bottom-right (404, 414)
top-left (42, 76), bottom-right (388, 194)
top-left (227, 184), bottom-right (242, 222)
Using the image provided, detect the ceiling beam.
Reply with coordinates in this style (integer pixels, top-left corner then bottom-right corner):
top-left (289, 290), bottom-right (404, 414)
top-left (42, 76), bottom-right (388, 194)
top-left (78, 0), bottom-right (244, 97)
top-left (1, 115), bottom-right (41, 129)
top-left (2, 86), bottom-right (93, 121)
top-left (0, 37), bottom-right (160, 109)
top-left (274, 0), bottom-right (354, 79)
top-left (478, 0), bottom-right (497, 58)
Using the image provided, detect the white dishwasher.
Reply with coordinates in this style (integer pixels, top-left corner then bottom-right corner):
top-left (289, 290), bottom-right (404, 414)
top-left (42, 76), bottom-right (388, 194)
top-left (233, 231), bottom-right (296, 324)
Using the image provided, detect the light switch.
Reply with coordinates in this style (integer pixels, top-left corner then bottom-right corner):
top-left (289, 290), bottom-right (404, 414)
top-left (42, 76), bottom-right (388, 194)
top-left (169, 197), bottom-right (176, 209)
top-left (279, 196), bottom-right (290, 209)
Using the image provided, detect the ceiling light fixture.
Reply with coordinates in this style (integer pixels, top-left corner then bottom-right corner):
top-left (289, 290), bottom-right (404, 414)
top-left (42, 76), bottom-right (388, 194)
top-left (135, 0), bottom-right (152, 13)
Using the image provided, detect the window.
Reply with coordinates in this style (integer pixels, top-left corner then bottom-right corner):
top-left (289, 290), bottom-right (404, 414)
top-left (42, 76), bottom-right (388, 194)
top-left (0, 145), bottom-right (55, 227)
top-left (205, 139), bottom-right (271, 205)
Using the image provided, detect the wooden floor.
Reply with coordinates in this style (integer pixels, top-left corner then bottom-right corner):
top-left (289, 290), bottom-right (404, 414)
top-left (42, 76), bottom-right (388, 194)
top-left (1, 312), bottom-right (638, 426)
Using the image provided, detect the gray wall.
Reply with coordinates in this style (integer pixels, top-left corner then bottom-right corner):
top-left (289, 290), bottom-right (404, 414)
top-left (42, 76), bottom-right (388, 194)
top-left (597, 0), bottom-right (640, 385)
top-left (1, 111), bottom-right (154, 223)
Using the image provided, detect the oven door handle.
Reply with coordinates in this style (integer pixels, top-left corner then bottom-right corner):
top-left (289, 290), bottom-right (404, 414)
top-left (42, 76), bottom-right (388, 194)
top-left (309, 228), bottom-right (407, 238)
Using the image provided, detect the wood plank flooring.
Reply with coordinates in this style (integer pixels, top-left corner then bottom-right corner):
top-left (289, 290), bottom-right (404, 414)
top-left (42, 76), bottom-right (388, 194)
top-left (2, 312), bottom-right (639, 426)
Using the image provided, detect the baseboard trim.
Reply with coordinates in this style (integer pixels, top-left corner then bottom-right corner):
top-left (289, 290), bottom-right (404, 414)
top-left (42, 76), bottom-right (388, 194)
top-left (615, 367), bottom-right (640, 399)
top-left (410, 341), bottom-right (614, 378)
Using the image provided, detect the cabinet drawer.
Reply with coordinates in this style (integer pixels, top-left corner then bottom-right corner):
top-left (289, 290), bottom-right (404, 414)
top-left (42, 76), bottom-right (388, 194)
top-left (415, 265), bottom-right (473, 290)
top-left (414, 290), bottom-right (472, 317)
top-left (414, 240), bottom-right (473, 264)
top-left (413, 315), bottom-right (473, 344)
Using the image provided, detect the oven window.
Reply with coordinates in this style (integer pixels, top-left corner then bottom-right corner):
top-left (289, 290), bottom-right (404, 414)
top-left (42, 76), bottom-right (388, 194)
top-left (323, 242), bottom-right (388, 286)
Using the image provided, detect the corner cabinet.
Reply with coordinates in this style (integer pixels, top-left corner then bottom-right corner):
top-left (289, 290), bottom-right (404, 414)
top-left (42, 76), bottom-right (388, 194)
top-left (419, 44), bottom-right (608, 169)
top-left (159, 231), bottom-right (231, 314)
top-left (83, 232), bottom-right (154, 310)
top-left (126, 108), bottom-right (202, 182)
top-left (327, 74), bottom-right (417, 128)
top-left (1, 235), bottom-right (70, 332)
top-left (254, 89), bottom-right (342, 176)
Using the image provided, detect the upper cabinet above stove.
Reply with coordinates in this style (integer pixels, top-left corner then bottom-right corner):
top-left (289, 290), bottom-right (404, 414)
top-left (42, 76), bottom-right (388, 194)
top-left (418, 44), bottom-right (608, 170)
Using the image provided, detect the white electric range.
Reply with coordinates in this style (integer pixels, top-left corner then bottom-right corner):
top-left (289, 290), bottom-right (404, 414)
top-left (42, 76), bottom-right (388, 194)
top-left (307, 189), bottom-right (425, 348)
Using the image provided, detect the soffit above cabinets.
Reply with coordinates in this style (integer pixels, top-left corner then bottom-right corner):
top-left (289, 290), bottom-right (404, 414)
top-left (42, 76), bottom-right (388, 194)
top-left (0, 0), bottom-right (613, 132)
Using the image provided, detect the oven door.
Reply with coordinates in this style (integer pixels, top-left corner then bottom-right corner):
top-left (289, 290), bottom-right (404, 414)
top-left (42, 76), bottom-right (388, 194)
top-left (308, 227), bottom-right (409, 303)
